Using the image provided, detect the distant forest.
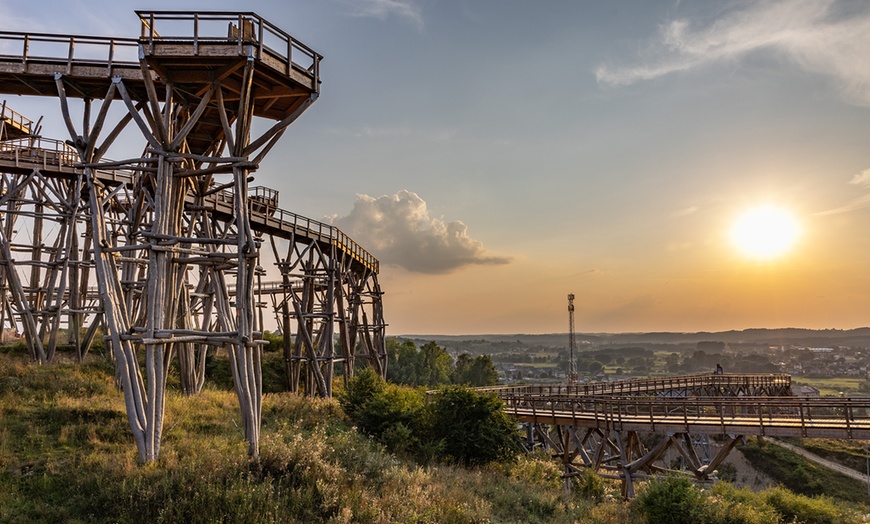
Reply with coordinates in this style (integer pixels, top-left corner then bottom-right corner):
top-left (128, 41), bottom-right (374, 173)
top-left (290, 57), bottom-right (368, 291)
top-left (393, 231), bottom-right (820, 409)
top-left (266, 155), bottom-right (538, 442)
top-left (403, 328), bottom-right (870, 353)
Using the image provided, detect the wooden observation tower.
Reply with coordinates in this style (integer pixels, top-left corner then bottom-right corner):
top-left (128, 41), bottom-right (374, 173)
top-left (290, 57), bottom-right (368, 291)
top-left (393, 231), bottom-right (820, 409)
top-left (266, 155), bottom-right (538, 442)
top-left (0, 11), bottom-right (386, 462)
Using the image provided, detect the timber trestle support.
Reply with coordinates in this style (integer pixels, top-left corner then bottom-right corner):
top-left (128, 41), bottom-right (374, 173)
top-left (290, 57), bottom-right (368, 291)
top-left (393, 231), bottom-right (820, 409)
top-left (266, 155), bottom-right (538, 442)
top-left (0, 11), bottom-right (386, 462)
top-left (484, 373), bottom-right (870, 497)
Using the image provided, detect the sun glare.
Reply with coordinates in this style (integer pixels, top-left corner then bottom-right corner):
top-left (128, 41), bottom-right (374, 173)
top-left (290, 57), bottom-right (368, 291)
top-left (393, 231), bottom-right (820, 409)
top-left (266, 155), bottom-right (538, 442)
top-left (730, 205), bottom-right (801, 260)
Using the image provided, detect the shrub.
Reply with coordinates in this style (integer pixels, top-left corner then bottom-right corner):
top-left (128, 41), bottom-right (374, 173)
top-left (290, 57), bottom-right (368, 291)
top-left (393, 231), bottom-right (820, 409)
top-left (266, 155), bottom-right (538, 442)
top-left (426, 386), bottom-right (522, 466)
top-left (575, 469), bottom-right (605, 501)
top-left (338, 368), bottom-right (425, 456)
top-left (703, 484), bottom-right (781, 524)
top-left (341, 373), bottom-right (521, 466)
top-left (632, 474), bottom-right (705, 524)
top-left (338, 367), bottom-right (385, 423)
top-left (762, 485), bottom-right (847, 524)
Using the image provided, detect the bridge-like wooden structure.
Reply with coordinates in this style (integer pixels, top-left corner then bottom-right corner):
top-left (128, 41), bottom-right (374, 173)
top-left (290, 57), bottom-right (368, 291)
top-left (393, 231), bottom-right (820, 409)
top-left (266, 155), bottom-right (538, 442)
top-left (0, 11), bottom-right (386, 462)
top-left (483, 374), bottom-right (870, 497)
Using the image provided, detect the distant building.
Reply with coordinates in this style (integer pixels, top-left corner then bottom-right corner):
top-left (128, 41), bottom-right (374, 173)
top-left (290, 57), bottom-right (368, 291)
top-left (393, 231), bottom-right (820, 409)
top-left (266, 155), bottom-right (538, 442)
top-left (796, 385), bottom-right (820, 397)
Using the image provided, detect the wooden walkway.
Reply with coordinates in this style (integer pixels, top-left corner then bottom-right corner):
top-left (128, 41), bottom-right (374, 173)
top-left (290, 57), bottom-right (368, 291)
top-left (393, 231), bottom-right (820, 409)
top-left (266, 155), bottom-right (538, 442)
top-left (0, 136), bottom-right (378, 272)
top-left (480, 373), bottom-right (870, 496)
top-left (502, 395), bottom-right (870, 440)
top-left (0, 11), bottom-right (384, 462)
top-left (491, 374), bottom-right (869, 439)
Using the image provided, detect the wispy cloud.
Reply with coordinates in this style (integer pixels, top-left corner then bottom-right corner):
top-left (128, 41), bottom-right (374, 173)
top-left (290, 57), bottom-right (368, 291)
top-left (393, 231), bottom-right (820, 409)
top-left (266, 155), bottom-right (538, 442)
top-left (849, 168), bottom-right (870, 188)
top-left (671, 206), bottom-right (699, 217)
top-left (331, 190), bottom-right (511, 274)
top-left (815, 168), bottom-right (870, 216)
top-left (340, 0), bottom-right (424, 30)
top-left (596, 0), bottom-right (870, 105)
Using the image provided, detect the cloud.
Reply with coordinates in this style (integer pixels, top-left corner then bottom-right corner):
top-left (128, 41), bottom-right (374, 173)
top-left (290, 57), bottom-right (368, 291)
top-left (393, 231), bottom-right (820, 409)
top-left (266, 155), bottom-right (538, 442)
top-left (595, 0), bottom-right (870, 105)
top-left (671, 206), bottom-right (699, 217)
top-left (849, 168), bottom-right (870, 188)
top-left (341, 0), bottom-right (424, 30)
top-left (814, 168), bottom-right (870, 216)
top-left (331, 190), bottom-right (512, 274)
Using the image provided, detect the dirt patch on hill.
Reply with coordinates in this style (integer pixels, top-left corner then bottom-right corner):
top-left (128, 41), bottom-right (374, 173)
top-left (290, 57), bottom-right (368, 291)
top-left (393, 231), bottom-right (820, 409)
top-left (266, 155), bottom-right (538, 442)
top-left (721, 447), bottom-right (776, 490)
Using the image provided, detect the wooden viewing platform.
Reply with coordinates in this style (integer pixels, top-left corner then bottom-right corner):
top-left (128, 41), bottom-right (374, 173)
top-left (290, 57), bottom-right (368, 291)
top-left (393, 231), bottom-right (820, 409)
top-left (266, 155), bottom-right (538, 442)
top-left (0, 10), bottom-right (385, 463)
top-left (0, 11), bottom-right (321, 156)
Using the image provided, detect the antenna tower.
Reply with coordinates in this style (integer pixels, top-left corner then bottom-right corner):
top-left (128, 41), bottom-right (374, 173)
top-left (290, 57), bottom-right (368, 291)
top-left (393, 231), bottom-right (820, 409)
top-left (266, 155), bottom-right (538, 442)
top-left (567, 293), bottom-right (578, 382)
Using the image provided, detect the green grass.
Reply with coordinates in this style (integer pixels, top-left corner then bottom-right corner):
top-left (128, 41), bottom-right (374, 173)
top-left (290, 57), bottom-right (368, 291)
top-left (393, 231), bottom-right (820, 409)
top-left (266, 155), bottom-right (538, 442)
top-left (2, 351), bottom-right (868, 523)
top-left (786, 438), bottom-right (870, 475)
top-left (0, 352), bottom-right (607, 522)
top-left (739, 437), bottom-right (870, 504)
top-left (792, 377), bottom-right (866, 396)
top-left (516, 362), bottom-right (559, 369)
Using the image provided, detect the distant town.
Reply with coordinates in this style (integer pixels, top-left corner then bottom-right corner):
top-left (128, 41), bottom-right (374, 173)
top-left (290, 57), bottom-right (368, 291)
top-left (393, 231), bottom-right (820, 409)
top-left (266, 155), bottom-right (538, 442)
top-left (401, 328), bottom-right (870, 396)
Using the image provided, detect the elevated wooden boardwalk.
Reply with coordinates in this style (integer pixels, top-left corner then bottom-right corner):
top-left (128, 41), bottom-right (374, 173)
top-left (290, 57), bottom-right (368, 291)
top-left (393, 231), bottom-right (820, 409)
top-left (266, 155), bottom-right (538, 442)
top-left (482, 372), bottom-right (793, 398)
top-left (503, 394), bottom-right (870, 440)
top-left (482, 373), bottom-right (870, 496)
top-left (0, 137), bottom-right (377, 272)
top-left (0, 11), bottom-right (384, 463)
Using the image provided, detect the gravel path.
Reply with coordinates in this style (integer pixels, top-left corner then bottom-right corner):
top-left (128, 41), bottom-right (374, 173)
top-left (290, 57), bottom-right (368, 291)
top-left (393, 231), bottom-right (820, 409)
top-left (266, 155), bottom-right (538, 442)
top-left (768, 438), bottom-right (870, 485)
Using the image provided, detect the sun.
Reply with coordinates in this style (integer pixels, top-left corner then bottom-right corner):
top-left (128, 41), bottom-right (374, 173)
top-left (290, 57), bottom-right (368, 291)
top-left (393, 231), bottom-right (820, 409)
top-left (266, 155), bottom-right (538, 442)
top-left (730, 205), bottom-right (801, 260)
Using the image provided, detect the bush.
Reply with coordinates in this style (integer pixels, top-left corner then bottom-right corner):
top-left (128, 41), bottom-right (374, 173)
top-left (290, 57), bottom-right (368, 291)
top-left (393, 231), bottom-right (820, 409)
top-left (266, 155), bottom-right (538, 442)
top-left (632, 474), bottom-right (705, 524)
top-left (426, 386), bottom-right (522, 466)
top-left (575, 469), bottom-right (605, 501)
top-left (338, 368), bottom-right (425, 456)
top-left (341, 373), bottom-right (521, 466)
top-left (762, 485), bottom-right (846, 524)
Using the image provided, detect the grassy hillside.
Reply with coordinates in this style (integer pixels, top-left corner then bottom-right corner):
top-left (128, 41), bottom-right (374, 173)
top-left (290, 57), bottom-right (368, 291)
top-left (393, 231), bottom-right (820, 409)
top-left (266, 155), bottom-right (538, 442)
top-left (1, 349), bottom-right (867, 523)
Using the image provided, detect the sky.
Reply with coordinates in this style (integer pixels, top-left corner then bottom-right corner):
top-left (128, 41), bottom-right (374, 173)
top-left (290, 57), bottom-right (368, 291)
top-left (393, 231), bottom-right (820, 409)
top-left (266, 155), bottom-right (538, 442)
top-left (3, 0), bottom-right (870, 335)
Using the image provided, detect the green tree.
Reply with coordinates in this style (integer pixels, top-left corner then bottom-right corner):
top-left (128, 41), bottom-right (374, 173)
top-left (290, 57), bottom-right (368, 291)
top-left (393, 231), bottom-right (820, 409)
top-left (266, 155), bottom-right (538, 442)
top-left (420, 341), bottom-right (452, 387)
top-left (453, 353), bottom-right (474, 384)
top-left (260, 330), bottom-right (284, 352)
top-left (452, 354), bottom-right (499, 386)
top-left (468, 355), bottom-right (498, 386)
top-left (386, 338), bottom-right (422, 385)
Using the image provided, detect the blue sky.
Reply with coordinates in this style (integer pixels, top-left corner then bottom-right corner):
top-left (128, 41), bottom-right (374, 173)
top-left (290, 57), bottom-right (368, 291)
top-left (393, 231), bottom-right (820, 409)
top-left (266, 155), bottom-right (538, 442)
top-left (4, 0), bottom-right (870, 334)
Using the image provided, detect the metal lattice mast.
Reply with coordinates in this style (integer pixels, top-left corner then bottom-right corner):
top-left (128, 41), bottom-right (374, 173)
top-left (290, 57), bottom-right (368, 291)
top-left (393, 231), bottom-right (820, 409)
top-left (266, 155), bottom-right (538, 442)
top-left (567, 293), bottom-right (577, 383)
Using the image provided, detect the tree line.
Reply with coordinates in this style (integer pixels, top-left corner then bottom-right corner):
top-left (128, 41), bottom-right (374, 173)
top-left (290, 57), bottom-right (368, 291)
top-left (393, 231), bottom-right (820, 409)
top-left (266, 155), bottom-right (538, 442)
top-left (386, 339), bottom-right (498, 387)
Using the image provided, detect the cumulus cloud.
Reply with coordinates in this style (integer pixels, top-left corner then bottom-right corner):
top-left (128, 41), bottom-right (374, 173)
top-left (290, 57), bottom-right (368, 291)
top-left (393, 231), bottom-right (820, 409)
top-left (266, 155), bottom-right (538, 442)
top-left (331, 190), bottom-right (511, 274)
top-left (596, 0), bottom-right (870, 105)
top-left (340, 0), bottom-right (424, 30)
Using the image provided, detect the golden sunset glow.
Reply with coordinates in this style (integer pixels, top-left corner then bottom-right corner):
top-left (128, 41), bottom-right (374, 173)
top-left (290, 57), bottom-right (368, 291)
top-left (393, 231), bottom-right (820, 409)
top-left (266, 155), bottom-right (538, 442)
top-left (730, 206), bottom-right (801, 260)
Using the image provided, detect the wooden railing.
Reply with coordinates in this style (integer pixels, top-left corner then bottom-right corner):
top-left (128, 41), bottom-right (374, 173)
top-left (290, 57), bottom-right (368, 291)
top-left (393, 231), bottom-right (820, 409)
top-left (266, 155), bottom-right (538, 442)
top-left (0, 101), bottom-right (34, 136)
top-left (0, 137), bottom-right (78, 170)
top-left (477, 373), bottom-right (792, 398)
top-left (501, 393), bottom-right (870, 439)
top-left (0, 31), bottom-right (139, 76)
top-left (136, 11), bottom-right (321, 87)
top-left (0, 11), bottom-right (320, 87)
top-left (0, 139), bottom-right (378, 273)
